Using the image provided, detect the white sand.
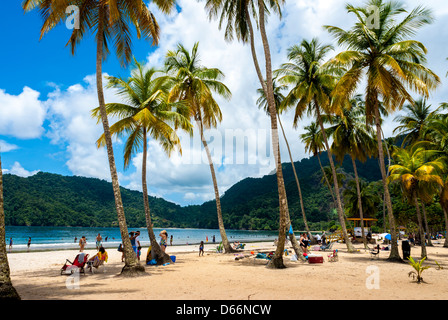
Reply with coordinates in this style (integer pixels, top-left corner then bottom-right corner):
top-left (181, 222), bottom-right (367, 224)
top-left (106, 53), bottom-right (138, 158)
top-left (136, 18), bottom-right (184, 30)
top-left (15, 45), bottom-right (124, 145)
top-left (6, 240), bottom-right (448, 300)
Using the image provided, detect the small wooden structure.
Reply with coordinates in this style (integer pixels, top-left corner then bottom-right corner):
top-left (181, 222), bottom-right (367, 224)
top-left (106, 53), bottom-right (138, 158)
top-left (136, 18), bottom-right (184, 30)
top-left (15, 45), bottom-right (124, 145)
top-left (347, 218), bottom-right (378, 244)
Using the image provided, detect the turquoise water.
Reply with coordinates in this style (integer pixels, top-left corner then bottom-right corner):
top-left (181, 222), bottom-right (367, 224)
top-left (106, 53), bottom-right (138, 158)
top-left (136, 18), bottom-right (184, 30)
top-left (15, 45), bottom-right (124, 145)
top-left (5, 226), bottom-right (279, 252)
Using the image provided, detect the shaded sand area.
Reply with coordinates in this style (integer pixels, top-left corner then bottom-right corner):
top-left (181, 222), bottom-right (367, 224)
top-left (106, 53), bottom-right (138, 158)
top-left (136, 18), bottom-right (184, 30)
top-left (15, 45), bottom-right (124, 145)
top-left (7, 240), bottom-right (448, 300)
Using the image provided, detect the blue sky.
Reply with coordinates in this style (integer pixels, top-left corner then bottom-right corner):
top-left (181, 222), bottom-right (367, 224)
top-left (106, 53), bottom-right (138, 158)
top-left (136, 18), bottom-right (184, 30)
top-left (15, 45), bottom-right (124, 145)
top-left (1, 0), bottom-right (447, 207)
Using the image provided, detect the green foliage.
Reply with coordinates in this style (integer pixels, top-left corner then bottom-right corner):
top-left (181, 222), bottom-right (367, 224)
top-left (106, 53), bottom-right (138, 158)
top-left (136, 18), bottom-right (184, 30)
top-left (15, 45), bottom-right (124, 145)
top-left (408, 257), bottom-right (431, 283)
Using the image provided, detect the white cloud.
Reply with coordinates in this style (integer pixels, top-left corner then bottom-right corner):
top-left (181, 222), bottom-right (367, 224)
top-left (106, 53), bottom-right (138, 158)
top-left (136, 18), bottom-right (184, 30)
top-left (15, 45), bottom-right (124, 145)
top-left (5, 162), bottom-right (40, 177)
top-left (0, 140), bottom-right (19, 153)
top-left (0, 87), bottom-right (47, 139)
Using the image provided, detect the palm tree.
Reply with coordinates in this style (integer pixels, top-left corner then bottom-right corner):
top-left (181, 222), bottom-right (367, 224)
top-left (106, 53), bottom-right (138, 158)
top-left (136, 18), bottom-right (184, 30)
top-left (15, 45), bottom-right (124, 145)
top-left (393, 98), bottom-right (433, 147)
top-left (301, 122), bottom-right (336, 204)
top-left (326, 97), bottom-right (377, 247)
top-left (388, 145), bottom-right (445, 258)
top-left (440, 176), bottom-right (448, 248)
top-left (343, 180), bottom-right (380, 223)
top-left (163, 43), bottom-right (235, 254)
top-left (325, 0), bottom-right (440, 261)
top-left (203, 0), bottom-right (290, 268)
top-left (276, 38), bottom-right (355, 252)
top-left (23, 0), bottom-right (176, 275)
top-left (0, 153), bottom-right (20, 299)
top-left (92, 60), bottom-right (192, 265)
top-left (257, 79), bottom-right (309, 258)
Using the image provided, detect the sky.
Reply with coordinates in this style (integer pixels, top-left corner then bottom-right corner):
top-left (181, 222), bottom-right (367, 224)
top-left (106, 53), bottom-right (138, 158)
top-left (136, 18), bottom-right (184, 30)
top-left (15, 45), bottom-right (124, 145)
top-left (0, 0), bottom-right (447, 207)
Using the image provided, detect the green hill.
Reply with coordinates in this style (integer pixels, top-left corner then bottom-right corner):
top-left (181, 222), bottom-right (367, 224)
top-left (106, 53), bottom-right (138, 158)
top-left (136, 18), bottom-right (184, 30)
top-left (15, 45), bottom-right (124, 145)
top-left (3, 151), bottom-right (387, 230)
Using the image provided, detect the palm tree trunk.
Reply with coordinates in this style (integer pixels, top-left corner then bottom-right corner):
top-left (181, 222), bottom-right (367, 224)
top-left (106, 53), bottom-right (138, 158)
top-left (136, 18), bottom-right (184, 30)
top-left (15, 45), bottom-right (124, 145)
top-left (373, 104), bottom-right (401, 261)
top-left (142, 129), bottom-right (172, 264)
top-left (351, 157), bottom-right (367, 248)
top-left (442, 207), bottom-right (448, 248)
top-left (414, 194), bottom-right (427, 259)
top-left (257, 0), bottom-right (288, 268)
top-left (278, 115), bottom-right (311, 237)
top-left (96, 5), bottom-right (143, 275)
top-left (317, 154), bottom-right (336, 205)
top-left (0, 153), bottom-right (20, 300)
top-left (197, 121), bottom-right (234, 254)
top-left (316, 107), bottom-right (354, 253)
top-left (421, 203), bottom-right (433, 246)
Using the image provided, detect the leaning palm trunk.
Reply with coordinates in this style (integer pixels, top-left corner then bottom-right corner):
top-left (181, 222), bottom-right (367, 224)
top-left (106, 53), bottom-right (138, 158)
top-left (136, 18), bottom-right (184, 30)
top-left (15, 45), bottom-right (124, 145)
top-left (278, 116), bottom-right (311, 237)
top-left (316, 107), bottom-right (354, 252)
top-left (197, 121), bottom-right (234, 254)
top-left (351, 157), bottom-right (367, 248)
top-left (257, 0), bottom-right (288, 268)
top-left (443, 207), bottom-right (448, 248)
top-left (414, 194), bottom-right (427, 259)
top-left (421, 203), bottom-right (433, 246)
top-left (0, 154), bottom-right (20, 300)
top-left (317, 154), bottom-right (336, 205)
top-left (373, 106), bottom-right (401, 261)
top-left (142, 129), bottom-right (172, 264)
top-left (96, 6), bottom-right (143, 275)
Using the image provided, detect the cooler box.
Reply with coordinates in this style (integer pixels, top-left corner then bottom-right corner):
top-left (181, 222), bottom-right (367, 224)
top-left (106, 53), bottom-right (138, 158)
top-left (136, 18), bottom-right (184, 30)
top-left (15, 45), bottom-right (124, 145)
top-left (308, 254), bottom-right (323, 264)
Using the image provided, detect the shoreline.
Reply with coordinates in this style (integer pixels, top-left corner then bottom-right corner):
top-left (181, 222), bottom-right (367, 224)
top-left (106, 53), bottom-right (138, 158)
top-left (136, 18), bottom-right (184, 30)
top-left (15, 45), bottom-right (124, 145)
top-left (7, 239), bottom-right (448, 300)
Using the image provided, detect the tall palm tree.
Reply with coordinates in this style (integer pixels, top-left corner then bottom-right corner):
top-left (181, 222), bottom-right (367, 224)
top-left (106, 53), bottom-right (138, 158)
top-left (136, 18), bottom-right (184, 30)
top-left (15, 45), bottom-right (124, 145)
top-left (343, 180), bottom-right (380, 222)
top-left (92, 60), bottom-right (192, 265)
top-left (163, 43), bottom-right (235, 253)
top-left (203, 0), bottom-right (290, 268)
top-left (257, 80), bottom-right (309, 258)
top-left (393, 98), bottom-right (433, 147)
top-left (326, 97), bottom-right (377, 247)
top-left (325, 0), bottom-right (440, 261)
top-left (23, 0), bottom-right (176, 275)
top-left (277, 38), bottom-right (355, 253)
top-left (0, 153), bottom-right (20, 299)
top-left (440, 176), bottom-right (448, 248)
top-left (301, 122), bottom-right (336, 204)
top-left (388, 145), bottom-right (445, 258)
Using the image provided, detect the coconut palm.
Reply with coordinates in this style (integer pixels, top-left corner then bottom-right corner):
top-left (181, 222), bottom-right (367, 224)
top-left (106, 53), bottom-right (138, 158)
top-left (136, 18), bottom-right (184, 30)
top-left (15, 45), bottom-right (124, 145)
top-left (343, 180), bottom-right (380, 222)
top-left (393, 98), bottom-right (433, 147)
top-left (301, 122), bottom-right (336, 204)
top-left (163, 42), bottom-right (235, 253)
top-left (326, 97), bottom-right (377, 247)
top-left (388, 145), bottom-right (445, 258)
top-left (203, 0), bottom-right (290, 268)
top-left (0, 153), bottom-right (20, 299)
top-left (325, 0), bottom-right (440, 261)
top-left (257, 79), bottom-right (309, 257)
top-left (440, 176), bottom-right (448, 248)
top-left (276, 38), bottom-right (355, 252)
top-left (92, 60), bottom-right (192, 265)
top-left (23, 0), bottom-right (176, 275)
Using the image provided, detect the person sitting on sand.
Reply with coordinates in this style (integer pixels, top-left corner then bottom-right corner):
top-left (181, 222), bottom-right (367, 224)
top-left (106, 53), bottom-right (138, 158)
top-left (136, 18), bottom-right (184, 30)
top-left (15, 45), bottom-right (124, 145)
top-left (88, 246), bottom-right (108, 271)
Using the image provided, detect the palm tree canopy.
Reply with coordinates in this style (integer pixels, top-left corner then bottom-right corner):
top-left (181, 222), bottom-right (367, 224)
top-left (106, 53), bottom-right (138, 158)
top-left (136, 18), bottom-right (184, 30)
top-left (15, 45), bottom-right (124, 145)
top-left (326, 96), bottom-right (377, 163)
top-left (388, 144), bottom-right (446, 203)
top-left (163, 42), bottom-right (231, 132)
top-left (91, 59), bottom-right (193, 168)
top-left (203, 0), bottom-right (283, 43)
top-left (275, 38), bottom-right (344, 128)
top-left (22, 0), bottom-right (176, 66)
top-left (325, 0), bottom-right (440, 124)
top-left (393, 98), bottom-right (433, 146)
top-left (343, 179), bottom-right (380, 218)
top-left (300, 121), bottom-right (325, 157)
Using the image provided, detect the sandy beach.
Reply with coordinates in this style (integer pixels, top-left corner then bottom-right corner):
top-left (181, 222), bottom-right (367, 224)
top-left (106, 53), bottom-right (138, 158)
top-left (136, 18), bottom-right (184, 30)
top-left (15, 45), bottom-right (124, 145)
top-left (6, 239), bottom-right (448, 301)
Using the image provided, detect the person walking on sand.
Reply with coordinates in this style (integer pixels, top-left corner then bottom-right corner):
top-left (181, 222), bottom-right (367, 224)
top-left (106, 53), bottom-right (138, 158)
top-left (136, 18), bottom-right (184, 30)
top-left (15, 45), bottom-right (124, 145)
top-left (96, 233), bottom-right (103, 251)
top-left (199, 241), bottom-right (204, 256)
top-left (79, 236), bottom-right (86, 252)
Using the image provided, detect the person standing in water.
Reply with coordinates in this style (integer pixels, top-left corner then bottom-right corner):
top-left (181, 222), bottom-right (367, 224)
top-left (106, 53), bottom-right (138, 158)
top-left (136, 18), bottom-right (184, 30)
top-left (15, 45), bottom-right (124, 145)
top-left (27, 237), bottom-right (31, 252)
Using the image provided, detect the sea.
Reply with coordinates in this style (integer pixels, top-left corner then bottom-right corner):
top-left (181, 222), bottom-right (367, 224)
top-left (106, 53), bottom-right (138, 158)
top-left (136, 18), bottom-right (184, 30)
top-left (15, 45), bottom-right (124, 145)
top-left (5, 226), bottom-right (280, 252)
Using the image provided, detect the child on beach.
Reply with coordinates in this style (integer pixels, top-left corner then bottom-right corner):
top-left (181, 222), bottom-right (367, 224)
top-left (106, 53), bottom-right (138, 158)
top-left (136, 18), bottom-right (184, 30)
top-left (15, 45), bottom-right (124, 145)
top-left (199, 241), bottom-right (204, 256)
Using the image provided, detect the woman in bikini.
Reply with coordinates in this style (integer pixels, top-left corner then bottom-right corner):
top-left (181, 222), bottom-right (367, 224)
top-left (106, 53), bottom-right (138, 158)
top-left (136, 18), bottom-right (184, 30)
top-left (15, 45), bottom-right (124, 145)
top-left (159, 230), bottom-right (168, 252)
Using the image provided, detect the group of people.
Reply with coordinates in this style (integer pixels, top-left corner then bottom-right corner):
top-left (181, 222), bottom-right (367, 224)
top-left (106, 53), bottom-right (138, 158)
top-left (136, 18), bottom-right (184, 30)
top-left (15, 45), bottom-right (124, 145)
top-left (299, 232), bottom-right (327, 254)
top-left (8, 237), bottom-right (32, 252)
